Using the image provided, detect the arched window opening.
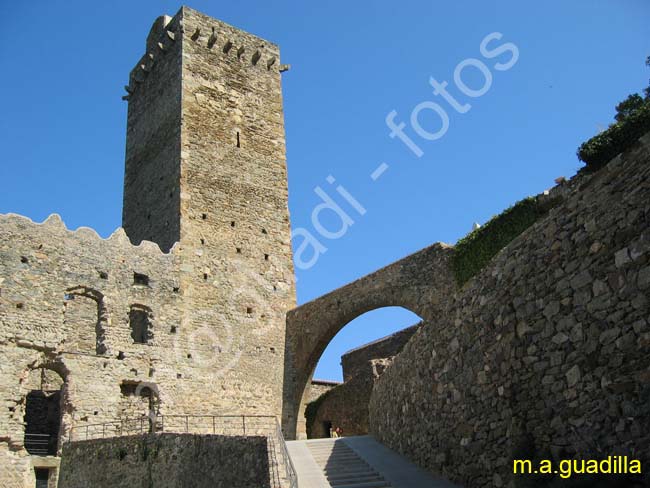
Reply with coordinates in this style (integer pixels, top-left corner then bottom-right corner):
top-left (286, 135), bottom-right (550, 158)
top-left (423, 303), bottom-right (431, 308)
top-left (64, 286), bottom-right (108, 355)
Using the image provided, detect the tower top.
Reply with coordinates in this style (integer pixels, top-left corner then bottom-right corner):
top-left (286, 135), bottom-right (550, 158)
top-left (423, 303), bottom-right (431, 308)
top-left (127, 6), bottom-right (281, 97)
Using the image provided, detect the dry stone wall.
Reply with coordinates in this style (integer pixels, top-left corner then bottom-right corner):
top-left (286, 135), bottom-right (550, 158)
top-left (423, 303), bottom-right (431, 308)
top-left (369, 134), bottom-right (650, 487)
top-left (57, 434), bottom-right (270, 488)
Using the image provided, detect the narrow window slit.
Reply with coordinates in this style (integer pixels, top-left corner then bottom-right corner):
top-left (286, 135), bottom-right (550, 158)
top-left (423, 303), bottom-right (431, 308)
top-left (133, 273), bottom-right (149, 286)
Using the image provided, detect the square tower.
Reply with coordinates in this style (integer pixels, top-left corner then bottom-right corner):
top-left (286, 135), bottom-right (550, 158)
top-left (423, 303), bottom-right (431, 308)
top-left (123, 7), bottom-right (290, 256)
top-left (122, 7), bottom-right (296, 417)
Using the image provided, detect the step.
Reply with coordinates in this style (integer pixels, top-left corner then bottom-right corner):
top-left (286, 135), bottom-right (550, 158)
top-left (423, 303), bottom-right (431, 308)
top-left (318, 459), bottom-right (369, 467)
top-left (328, 474), bottom-right (385, 484)
top-left (326, 472), bottom-right (378, 479)
top-left (330, 481), bottom-right (391, 488)
top-left (323, 466), bottom-right (373, 475)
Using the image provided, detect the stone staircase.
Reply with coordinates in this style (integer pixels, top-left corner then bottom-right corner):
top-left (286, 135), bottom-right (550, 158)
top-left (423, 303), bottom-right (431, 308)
top-left (307, 439), bottom-right (391, 488)
top-left (286, 435), bottom-right (461, 488)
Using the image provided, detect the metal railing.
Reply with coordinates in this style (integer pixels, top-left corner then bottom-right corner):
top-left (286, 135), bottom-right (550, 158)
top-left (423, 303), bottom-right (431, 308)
top-left (24, 433), bottom-right (56, 456)
top-left (67, 414), bottom-right (297, 488)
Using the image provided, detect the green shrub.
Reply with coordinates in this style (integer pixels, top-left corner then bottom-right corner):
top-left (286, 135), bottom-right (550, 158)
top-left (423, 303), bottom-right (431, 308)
top-left (577, 99), bottom-right (650, 169)
top-left (452, 197), bottom-right (557, 286)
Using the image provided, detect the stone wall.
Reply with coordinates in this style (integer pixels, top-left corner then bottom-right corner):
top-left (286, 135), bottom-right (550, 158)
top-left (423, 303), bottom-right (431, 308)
top-left (58, 434), bottom-right (270, 488)
top-left (0, 7), bottom-right (295, 487)
top-left (341, 323), bottom-right (420, 381)
top-left (369, 134), bottom-right (650, 487)
top-left (306, 380), bottom-right (341, 404)
top-left (306, 324), bottom-right (420, 438)
top-left (307, 360), bottom-right (392, 439)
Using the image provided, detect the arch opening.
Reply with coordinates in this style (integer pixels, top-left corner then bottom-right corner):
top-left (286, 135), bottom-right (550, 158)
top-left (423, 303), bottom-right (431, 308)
top-left (281, 242), bottom-right (457, 439)
top-left (289, 301), bottom-right (424, 440)
top-left (64, 286), bottom-right (109, 355)
top-left (22, 366), bottom-right (67, 456)
top-left (313, 307), bottom-right (422, 382)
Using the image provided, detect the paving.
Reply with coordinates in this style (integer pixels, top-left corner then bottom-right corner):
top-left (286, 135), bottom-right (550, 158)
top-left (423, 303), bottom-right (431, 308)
top-left (286, 436), bottom-right (461, 488)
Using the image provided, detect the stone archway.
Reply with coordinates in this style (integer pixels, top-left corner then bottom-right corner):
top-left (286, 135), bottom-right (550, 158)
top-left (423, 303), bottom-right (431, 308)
top-left (282, 243), bottom-right (456, 439)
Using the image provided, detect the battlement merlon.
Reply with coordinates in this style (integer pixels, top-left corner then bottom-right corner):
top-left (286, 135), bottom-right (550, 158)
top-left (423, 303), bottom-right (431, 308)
top-left (127, 6), bottom-right (282, 92)
top-left (0, 212), bottom-right (177, 256)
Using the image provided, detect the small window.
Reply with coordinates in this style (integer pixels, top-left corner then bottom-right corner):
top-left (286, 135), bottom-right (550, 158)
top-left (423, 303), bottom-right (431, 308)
top-left (133, 273), bottom-right (149, 286)
top-left (129, 306), bottom-right (152, 344)
top-left (264, 254), bottom-right (269, 261)
top-left (236, 131), bottom-right (241, 148)
top-left (120, 381), bottom-right (152, 398)
top-left (202, 213), bottom-right (208, 220)
top-left (246, 307), bottom-right (253, 315)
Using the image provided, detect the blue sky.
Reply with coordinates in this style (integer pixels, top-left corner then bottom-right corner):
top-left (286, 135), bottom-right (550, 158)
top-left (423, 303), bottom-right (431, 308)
top-left (0, 1), bottom-right (648, 381)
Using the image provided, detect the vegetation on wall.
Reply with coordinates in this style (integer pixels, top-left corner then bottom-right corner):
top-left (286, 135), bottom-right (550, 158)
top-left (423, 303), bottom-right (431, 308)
top-left (577, 56), bottom-right (650, 169)
top-left (452, 196), bottom-right (558, 286)
top-left (304, 391), bottom-right (332, 439)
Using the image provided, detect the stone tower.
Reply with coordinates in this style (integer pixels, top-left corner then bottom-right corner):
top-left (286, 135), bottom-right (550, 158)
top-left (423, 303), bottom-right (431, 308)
top-left (122, 7), bottom-right (296, 417)
top-left (0, 10), bottom-right (298, 485)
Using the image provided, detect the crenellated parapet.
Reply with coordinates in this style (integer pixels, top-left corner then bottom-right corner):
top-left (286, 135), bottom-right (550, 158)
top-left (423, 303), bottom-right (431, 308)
top-left (0, 212), bottom-right (176, 256)
top-left (123, 7), bottom-right (285, 101)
